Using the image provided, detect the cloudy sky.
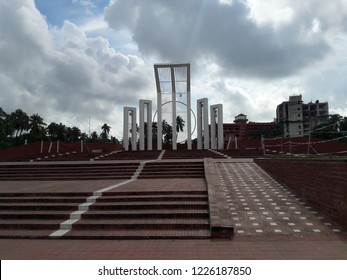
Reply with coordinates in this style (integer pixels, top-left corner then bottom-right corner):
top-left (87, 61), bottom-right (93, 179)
top-left (1, 0), bottom-right (347, 139)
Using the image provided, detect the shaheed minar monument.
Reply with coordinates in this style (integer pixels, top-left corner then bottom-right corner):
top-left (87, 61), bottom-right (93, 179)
top-left (123, 63), bottom-right (224, 151)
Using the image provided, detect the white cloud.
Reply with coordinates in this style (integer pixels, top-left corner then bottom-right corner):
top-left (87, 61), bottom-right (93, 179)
top-left (103, 0), bottom-right (346, 121)
top-left (105, 0), bottom-right (330, 79)
top-left (79, 16), bottom-right (108, 33)
top-left (0, 0), bottom-right (154, 138)
top-left (72, 0), bottom-right (95, 8)
top-left (246, 0), bottom-right (295, 28)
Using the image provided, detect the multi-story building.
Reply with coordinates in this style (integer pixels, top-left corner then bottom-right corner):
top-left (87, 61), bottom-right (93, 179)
top-left (276, 95), bottom-right (329, 137)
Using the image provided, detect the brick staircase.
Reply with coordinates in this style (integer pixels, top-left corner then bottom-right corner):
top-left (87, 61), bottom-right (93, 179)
top-left (0, 190), bottom-right (211, 239)
top-left (0, 192), bottom-right (90, 238)
top-left (162, 149), bottom-right (225, 159)
top-left (0, 163), bottom-right (139, 181)
top-left (0, 159), bottom-right (212, 239)
top-left (95, 150), bottom-right (162, 161)
top-left (139, 161), bottom-right (205, 179)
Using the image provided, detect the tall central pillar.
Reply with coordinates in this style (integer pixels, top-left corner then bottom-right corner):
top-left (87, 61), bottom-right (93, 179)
top-left (154, 63), bottom-right (191, 150)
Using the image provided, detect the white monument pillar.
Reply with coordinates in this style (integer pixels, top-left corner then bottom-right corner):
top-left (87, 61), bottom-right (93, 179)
top-left (171, 68), bottom-right (177, 150)
top-left (154, 63), bottom-right (191, 150)
top-left (210, 104), bottom-right (224, 150)
top-left (154, 66), bottom-right (162, 151)
top-left (123, 107), bottom-right (137, 151)
top-left (197, 98), bottom-right (209, 149)
top-left (139, 100), bottom-right (152, 151)
top-left (187, 68), bottom-right (192, 150)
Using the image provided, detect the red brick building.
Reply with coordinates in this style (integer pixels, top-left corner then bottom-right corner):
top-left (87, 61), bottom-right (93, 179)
top-left (224, 114), bottom-right (279, 141)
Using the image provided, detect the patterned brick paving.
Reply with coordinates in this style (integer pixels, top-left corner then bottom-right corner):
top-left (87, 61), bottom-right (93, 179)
top-left (213, 160), bottom-right (346, 240)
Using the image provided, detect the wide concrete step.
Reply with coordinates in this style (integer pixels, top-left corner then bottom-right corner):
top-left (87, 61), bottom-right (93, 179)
top-left (0, 192), bottom-right (94, 197)
top-left (0, 210), bottom-right (72, 219)
top-left (142, 170), bottom-right (204, 174)
top-left (140, 170), bottom-right (204, 174)
top-left (138, 162), bottom-right (205, 179)
top-left (143, 163), bottom-right (203, 167)
top-left (0, 229), bottom-right (56, 239)
top-left (0, 195), bottom-right (207, 203)
top-left (62, 229), bottom-right (211, 239)
top-left (138, 175), bottom-right (204, 179)
top-left (0, 163), bottom-right (138, 169)
top-left (82, 209), bottom-right (209, 219)
top-left (0, 219), bottom-right (63, 230)
top-left (0, 167), bottom-right (137, 173)
top-left (0, 197), bottom-right (88, 203)
top-left (0, 198), bottom-right (207, 208)
top-left (103, 191), bottom-right (208, 196)
top-left (0, 163), bottom-right (139, 181)
top-left (0, 175), bottom-right (132, 181)
top-left (0, 203), bottom-right (80, 210)
top-left (98, 195), bottom-right (207, 202)
top-left (0, 218), bottom-right (209, 230)
top-left (89, 201), bottom-right (208, 210)
top-left (73, 218), bottom-right (210, 230)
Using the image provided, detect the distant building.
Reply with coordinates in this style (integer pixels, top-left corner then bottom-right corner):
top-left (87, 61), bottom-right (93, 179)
top-left (276, 95), bottom-right (329, 137)
top-left (223, 114), bottom-right (279, 141)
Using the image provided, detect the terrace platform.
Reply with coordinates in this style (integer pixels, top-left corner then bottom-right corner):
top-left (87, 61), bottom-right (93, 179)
top-left (0, 156), bottom-right (346, 259)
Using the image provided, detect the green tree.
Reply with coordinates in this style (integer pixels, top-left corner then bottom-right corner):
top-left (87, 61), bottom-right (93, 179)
top-left (175, 115), bottom-right (185, 143)
top-left (0, 108), bottom-right (11, 149)
top-left (89, 131), bottom-right (99, 143)
top-left (162, 120), bottom-right (172, 144)
top-left (10, 109), bottom-right (29, 137)
top-left (55, 123), bottom-right (67, 141)
top-left (47, 122), bottom-right (59, 141)
top-left (0, 107), bottom-right (7, 138)
top-left (80, 132), bottom-right (88, 141)
top-left (101, 123), bottom-right (111, 140)
top-left (312, 114), bottom-right (347, 142)
top-left (66, 126), bottom-right (81, 142)
top-left (29, 114), bottom-right (46, 138)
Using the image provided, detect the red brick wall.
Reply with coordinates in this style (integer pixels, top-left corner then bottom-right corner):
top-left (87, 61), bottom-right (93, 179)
top-left (255, 158), bottom-right (347, 230)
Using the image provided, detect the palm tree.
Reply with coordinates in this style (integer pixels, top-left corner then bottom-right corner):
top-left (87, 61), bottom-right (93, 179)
top-left (71, 127), bottom-right (81, 142)
top-left (0, 108), bottom-right (10, 148)
top-left (56, 123), bottom-right (67, 141)
top-left (89, 131), bottom-right (99, 143)
top-left (80, 132), bottom-right (88, 141)
top-left (29, 114), bottom-right (46, 137)
top-left (101, 123), bottom-right (111, 140)
top-left (0, 107), bottom-right (7, 137)
top-left (162, 120), bottom-right (172, 144)
top-left (47, 122), bottom-right (58, 140)
top-left (10, 109), bottom-right (29, 137)
top-left (0, 107), bottom-right (6, 120)
top-left (162, 120), bottom-right (170, 135)
top-left (175, 115), bottom-right (185, 143)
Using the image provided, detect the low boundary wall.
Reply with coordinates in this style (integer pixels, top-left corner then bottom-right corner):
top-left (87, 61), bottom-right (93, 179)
top-left (255, 158), bottom-right (347, 230)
